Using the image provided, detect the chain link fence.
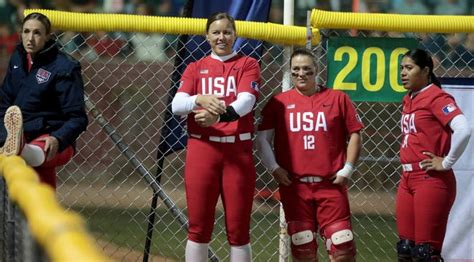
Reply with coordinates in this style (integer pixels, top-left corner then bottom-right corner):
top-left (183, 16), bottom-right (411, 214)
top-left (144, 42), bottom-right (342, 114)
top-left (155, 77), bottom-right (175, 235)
top-left (0, 179), bottom-right (46, 262)
top-left (1, 28), bottom-right (471, 261)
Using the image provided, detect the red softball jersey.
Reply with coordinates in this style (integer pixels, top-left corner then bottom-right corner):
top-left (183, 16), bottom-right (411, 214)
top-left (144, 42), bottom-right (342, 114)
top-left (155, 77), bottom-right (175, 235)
top-left (400, 84), bottom-right (462, 164)
top-left (258, 86), bottom-right (364, 179)
top-left (177, 54), bottom-right (260, 136)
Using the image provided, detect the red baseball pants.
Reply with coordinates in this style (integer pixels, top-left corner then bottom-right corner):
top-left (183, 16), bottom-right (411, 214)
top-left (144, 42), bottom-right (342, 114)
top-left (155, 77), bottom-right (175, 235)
top-left (396, 169), bottom-right (456, 251)
top-left (184, 137), bottom-right (256, 246)
top-left (29, 134), bottom-right (74, 189)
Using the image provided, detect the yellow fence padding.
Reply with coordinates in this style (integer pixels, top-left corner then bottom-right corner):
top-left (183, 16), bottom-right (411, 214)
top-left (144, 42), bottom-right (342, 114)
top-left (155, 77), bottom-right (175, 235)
top-left (311, 9), bottom-right (474, 33)
top-left (0, 155), bottom-right (108, 262)
top-left (24, 9), bottom-right (320, 46)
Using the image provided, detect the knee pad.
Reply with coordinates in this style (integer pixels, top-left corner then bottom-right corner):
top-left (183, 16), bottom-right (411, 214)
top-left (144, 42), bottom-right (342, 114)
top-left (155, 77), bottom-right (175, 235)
top-left (412, 243), bottom-right (443, 262)
top-left (322, 220), bottom-right (355, 258)
top-left (287, 221), bottom-right (317, 260)
top-left (397, 239), bottom-right (414, 261)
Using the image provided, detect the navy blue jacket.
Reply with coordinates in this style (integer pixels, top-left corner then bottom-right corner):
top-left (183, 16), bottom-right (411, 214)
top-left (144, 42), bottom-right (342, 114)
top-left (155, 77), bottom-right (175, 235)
top-left (0, 40), bottom-right (88, 152)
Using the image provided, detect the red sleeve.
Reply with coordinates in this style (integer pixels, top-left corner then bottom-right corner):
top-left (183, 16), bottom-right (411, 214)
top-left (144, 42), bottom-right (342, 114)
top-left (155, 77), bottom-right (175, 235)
top-left (177, 62), bottom-right (196, 95)
top-left (342, 93), bottom-right (364, 133)
top-left (238, 57), bottom-right (261, 98)
top-left (431, 93), bottom-right (462, 126)
top-left (258, 97), bottom-right (277, 131)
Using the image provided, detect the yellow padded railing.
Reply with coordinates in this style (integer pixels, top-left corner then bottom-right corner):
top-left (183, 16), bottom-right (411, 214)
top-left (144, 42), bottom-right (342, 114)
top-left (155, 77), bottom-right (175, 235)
top-left (0, 155), bottom-right (107, 262)
top-left (24, 9), bottom-right (321, 46)
top-left (311, 9), bottom-right (474, 33)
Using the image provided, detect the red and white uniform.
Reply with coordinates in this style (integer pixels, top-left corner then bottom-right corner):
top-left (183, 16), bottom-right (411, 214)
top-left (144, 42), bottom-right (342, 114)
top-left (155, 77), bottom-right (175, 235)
top-left (258, 87), bottom-right (363, 179)
top-left (177, 54), bottom-right (260, 245)
top-left (397, 84), bottom-right (461, 251)
top-left (178, 54), bottom-right (259, 136)
top-left (258, 86), bottom-right (363, 256)
top-left (400, 84), bottom-right (462, 163)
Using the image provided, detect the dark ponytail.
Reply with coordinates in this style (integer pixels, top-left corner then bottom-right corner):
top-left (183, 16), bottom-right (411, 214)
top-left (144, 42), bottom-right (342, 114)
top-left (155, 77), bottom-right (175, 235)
top-left (403, 49), bottom-right (441, 88)
top-left (429, 71), bottom-right (441, 87)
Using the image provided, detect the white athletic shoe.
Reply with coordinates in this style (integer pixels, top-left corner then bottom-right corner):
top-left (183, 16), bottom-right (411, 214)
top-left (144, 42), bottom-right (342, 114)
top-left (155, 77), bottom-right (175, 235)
top-left (2, 106), bottom-right (24, 156)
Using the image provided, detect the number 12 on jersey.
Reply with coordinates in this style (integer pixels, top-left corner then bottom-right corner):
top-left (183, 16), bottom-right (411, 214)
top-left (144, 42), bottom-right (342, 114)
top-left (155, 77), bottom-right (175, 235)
top-left (304, 135), bottom-right (315, 150)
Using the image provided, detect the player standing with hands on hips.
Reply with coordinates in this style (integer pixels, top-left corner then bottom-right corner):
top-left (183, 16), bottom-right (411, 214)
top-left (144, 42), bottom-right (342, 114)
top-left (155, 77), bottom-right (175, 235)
top-left (396, 49), bottom-right (471, 262)
top-left (256, 48), bottom-right (363, 262)
top-left (0, 13), bottom-right (88, 189)
top-left (171, 12), bottom-right (260, 262)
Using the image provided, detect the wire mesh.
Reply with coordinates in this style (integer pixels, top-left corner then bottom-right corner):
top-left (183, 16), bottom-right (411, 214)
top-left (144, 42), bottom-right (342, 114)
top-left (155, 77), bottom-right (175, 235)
top-left (0, 179), bottom-right (45, 262)
top-left (37, 29), bottom-right (474, 262)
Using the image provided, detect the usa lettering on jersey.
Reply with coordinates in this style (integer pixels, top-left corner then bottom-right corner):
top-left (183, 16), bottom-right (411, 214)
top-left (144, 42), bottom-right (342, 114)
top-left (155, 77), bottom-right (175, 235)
top-left (401, 113), bottom-right (417, 148)
top-left (289, 112), bottom-right (328, 132)
top-left (201, 76), bottom-right (237, 96)
top-left (289, 112), bottom-right (327, 150)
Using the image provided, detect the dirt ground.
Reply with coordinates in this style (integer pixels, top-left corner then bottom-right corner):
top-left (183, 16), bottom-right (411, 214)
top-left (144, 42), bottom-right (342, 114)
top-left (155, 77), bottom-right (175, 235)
top-left (57, 184), bottom-right (395, 261)
top-left (58, 184), bottom-right (395, 215)
top-left (97, 240), bottom-right (177, 262)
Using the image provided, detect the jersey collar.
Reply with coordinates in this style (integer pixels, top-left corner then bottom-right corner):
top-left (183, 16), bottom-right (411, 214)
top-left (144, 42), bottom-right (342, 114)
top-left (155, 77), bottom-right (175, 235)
top-left (409, 83), bottom-right (433, 99)
top-left (210, 51), bottom-right (238, 62)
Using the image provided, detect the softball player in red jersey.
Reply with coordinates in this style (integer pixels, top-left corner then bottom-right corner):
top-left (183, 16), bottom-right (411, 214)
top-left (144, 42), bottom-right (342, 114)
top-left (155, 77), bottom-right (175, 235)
top-left (171, 12), bottom-right (260, 262)
top-left (257, 49), bottom-right (363, 262)
top-left (396, 49), bottom-right (471, 262)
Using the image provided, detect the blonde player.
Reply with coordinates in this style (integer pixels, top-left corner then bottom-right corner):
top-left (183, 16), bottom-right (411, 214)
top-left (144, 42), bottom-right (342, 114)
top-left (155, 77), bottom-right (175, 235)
top-left (257, 48), bottom-right (363, 262)
top-left (171, 12), bottom-right (260, 262)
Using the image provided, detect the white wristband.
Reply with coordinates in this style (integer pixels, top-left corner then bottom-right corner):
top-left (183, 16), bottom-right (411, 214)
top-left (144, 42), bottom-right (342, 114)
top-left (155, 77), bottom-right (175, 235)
top-left (336, 162), bottom-right (355, 179)
top-left (269, 164), bottom-right (280, 174)
top-left (441, 157), bottom-right (454, 170)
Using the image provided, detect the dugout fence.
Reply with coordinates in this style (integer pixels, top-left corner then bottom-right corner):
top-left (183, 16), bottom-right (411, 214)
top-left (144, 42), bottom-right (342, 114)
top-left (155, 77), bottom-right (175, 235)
top-left (0, 155), bottom-right (107, 261)
top-left (1, 8), bottom-right (471, 262)
top-left (0, 178), bottom-right (44, 262)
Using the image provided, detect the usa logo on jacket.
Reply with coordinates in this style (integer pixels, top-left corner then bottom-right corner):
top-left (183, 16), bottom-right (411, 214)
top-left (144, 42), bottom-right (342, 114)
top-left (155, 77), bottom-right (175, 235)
top-left (36, 68), bottom-right (51, 84)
